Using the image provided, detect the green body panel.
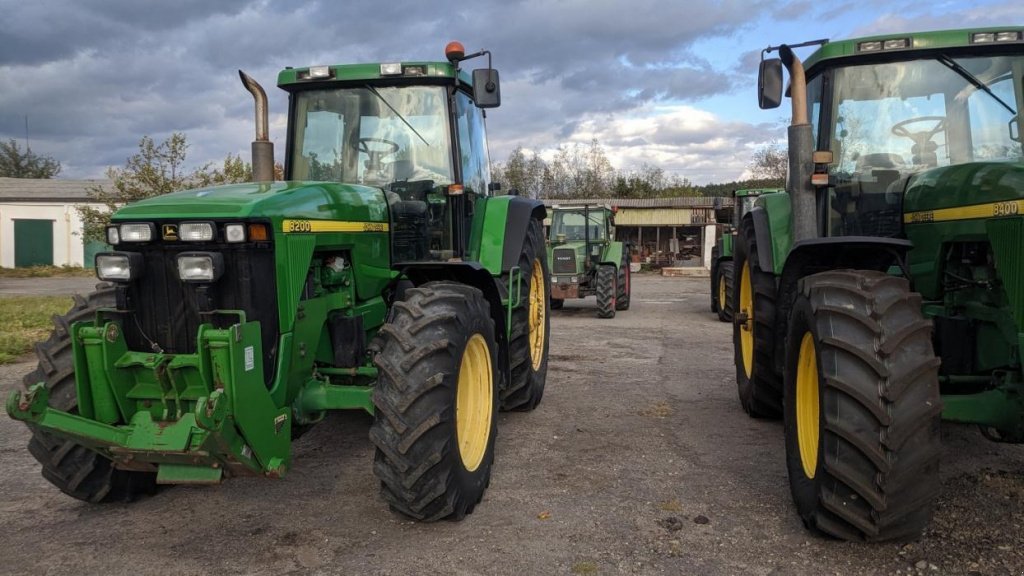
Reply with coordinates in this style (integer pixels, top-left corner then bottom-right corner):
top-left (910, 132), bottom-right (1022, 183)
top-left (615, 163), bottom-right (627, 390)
top-left (753, 191), bottom-right (793, 275)
top-left (902, 162), bottom-right (1024, 213)
top-left (719, 233), bottom-right (734, 259)
top-left (472, 195), bottom-right (513, 275)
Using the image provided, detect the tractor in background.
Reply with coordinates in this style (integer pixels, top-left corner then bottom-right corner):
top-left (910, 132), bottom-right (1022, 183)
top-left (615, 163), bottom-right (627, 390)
top-left (547, 205), bottom-right (631, 318)
top-left (710, 188), bottom-right (779, 322)
top-left (735, 27), bottom-right (1024, 541)
top-left (7, 42), bottom-right (551, 522)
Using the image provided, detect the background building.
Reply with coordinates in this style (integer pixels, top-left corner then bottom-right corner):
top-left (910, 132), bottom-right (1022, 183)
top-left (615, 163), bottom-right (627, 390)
top-left (0, 178), bottom-right (110, 268)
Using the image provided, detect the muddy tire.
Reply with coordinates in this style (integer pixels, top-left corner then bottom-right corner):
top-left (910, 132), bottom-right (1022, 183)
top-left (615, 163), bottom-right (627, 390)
top-left (370, 282), bottom-right (499, 521)
top-left (502, 218), bottom-right (550, 411)
top-left (784, 270), bottom-right (942, 541)
top-left (732, 219), bottom-right (782, 418)
top-left (22, 285), bottom-right (157, 503)
top-left (616, 250), bottom-right (631, 311)
top-left (716, 261), bottom-right (734, 323)
top-left (596, 265), bottom-right (617, 319)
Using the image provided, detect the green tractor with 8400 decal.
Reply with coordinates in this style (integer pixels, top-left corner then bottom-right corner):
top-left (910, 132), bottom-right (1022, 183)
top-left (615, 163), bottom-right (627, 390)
top-left (547, 205), bottom-right (631, 318)
top-left (735, 27), bottom-right (1024, 541)
top-left (6, 42), bottom-right (551, 521)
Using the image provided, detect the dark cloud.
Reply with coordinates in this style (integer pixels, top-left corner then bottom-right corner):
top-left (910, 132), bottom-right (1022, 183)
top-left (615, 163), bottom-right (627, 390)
top-left (6, 0), bottom-right (1014, 184)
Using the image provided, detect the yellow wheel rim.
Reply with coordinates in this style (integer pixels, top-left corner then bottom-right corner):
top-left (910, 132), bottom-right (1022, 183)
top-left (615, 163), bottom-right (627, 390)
top-left (718, 272), bottom-right (727, 311)
top-left (739, 262), bottom-right (754, 378)
top-left (795, 331), bottom-right (820, 479)
top-left (528, 259), bottom-right (546, 371)
top-left (456, 334), bottom-right (493, 472)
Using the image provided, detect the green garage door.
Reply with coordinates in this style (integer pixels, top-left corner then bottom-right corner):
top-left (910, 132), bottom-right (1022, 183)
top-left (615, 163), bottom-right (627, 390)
top-left (14, 219), bottom-right (54, 267)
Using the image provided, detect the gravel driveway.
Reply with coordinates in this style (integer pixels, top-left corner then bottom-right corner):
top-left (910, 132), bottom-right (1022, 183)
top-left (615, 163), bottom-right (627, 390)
top-left (0, 274), bottom-right (1021, 575)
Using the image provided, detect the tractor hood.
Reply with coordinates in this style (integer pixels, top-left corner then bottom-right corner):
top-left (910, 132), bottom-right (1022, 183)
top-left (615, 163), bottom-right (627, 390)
top-left (903, 161), bottom-right (1024, 214)
top-left (112, 181), bottom-right (390, 223)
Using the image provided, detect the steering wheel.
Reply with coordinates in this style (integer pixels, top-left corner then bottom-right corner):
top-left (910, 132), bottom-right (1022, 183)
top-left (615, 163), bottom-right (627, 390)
top-left (358, 137), bottom-right (400, 156)
top-left (891, 116), bottom-right (946, 142)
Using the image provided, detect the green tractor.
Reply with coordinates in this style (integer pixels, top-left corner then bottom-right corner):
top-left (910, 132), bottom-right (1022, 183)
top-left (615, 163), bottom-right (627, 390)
top-left (6, 42), bottom-right (552, 521)
top-left (547, 205), bottom-right (631, 318)
top-left (735, 27), bottom-right (1024, 541)
top-left (710, 188), bottom-right (779, 322)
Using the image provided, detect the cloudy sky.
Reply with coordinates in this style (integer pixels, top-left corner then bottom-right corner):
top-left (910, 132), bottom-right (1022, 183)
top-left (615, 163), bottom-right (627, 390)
top-left (2, 0), bottom-right (1023, 184)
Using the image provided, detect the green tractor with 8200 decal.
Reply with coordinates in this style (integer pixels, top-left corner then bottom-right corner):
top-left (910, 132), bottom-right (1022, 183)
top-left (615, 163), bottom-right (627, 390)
top-left (547, 205), bottom-right (631, 318)
top-left (734, 27), bottom-right (1024, 541)
top-left (6, 41), bottom-right (551, 521)
top-left (710, 188), bottom-right (779, 322)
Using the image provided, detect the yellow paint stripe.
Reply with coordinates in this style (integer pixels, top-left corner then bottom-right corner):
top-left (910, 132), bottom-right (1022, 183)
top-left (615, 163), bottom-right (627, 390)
top-left (903, 199), bottom-right (1024, 224)
top-left (281, 219), bottom-right (389, 233)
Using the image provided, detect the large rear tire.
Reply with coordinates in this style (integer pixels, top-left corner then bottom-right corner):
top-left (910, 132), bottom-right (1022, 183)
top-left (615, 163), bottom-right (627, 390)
top-left (370, 282), bottom-right (499, 521)
top-left (784, 270), bottom-right (941, 541)
top-left (596, 264), bottom-right (617, 319)
top-left (22, 286), bottom-right (157, 502)
top-left (502, 218), bottom-right (550, 412)
top-left (716, 261), bottom-right (734, 323)
top-left (732, 219), bottom-right (782, 418)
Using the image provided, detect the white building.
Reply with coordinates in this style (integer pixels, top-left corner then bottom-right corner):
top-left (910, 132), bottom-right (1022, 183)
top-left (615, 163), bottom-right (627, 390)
top-left (0, 178), bottom-right (112, 268)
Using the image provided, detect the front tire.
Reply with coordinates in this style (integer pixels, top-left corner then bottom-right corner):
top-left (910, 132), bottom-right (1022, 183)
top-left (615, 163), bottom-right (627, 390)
top-left (732, 219), bottom-right (782, 418)
top-left (371, 282), bottom-right (499, 521)
top-left (784, 270), bottom-right (941, 541)
top-left (596, 264), bottom-right (617, 319)
top-left (716, 261), bottom-right (734, 323)
top-left (22, 286), bottom-right (157, 502)
top-left (502, 218), bottom-right (551, 411)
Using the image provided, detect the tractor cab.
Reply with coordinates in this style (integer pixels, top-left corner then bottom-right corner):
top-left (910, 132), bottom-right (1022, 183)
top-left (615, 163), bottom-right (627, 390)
top-left (279, 42), bottom-right (502, 263)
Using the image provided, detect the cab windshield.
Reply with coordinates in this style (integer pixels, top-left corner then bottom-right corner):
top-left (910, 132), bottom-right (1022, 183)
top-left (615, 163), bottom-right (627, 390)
top-left (822, 53), bottom-right (1024, 236)
top-left (289, 85), bottom-right (454, 190)
top-left (551, 210), bottom-right (608, 241)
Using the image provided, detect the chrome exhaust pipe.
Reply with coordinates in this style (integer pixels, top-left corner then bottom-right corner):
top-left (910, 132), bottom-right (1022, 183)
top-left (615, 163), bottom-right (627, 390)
top-left (238, 70), bottom-right (274, 182)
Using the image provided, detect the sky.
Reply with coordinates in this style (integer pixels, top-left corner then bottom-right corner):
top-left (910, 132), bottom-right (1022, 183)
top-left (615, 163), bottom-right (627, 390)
top-left (2, 0), bottom-right (1023, 185)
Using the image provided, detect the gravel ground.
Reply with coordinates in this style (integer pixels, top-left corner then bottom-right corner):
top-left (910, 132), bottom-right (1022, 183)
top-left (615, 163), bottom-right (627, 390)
top-left (0, 274), bottom-right (1021, 575)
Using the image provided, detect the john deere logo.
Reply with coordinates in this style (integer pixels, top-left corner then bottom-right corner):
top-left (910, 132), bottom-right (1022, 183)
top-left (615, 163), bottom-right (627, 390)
top-left (162, 224), bottom-right (178, 240)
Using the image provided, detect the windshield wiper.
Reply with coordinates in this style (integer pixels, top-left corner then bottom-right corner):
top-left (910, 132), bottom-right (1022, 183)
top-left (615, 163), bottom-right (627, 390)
top-left (364, 85), bottom-right (431, 147)
top-left (937, 55), bottom-right (1016, 115)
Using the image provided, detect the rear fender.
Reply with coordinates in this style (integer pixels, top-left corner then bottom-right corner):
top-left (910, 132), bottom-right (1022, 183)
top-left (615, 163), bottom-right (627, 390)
top-left (472, 195), bottom-right (546, 274)
top-left (772, 236), bottom-right (914, 365)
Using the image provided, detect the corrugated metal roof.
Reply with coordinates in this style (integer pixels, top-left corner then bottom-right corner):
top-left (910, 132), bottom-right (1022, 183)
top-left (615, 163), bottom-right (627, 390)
top-left (0, 177), bottom-right (112, 202)
top-left (541, 196), bottom-right (732, 208)
top-left (615, 208), bottom-right (692, 226)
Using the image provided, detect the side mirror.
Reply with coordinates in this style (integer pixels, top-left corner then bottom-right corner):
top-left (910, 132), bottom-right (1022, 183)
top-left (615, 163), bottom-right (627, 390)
top-left (473, 68), bottom-right (501, 108)
top-left (1010, 114), bottom-right (1020, 143)
top-left (758, 58), bottom-right (783, 110)
top-left (488, 181), bottom-right (502, 193)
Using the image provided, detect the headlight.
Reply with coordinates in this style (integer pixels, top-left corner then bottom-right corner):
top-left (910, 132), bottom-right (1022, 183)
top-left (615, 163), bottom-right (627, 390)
top-left (119, 223), bottom-right (154, 242)
top-left (177, 252), bottom-right (224, 283)
top-left (225, 223), bottom-right (246, 243)
top-left (95, 252), bottom-right (144, 282)
top-left (106, 226), bottom-right (120, 245)
top-left (179, 222), bottom-right (215, 242)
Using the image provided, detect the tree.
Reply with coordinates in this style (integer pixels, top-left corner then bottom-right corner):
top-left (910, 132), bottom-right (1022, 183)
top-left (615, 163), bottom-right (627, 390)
top-left (78, 133), bottom-right (253, 242)
top-left (0, 139), bottom-right (61, 178)
top-left (749, 141), bottom-right (787, 184)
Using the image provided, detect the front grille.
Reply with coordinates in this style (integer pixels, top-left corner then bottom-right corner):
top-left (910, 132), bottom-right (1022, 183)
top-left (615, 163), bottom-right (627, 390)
top-left (552, 248), bottom-right (577, 274)
top-left (120, 244), bottom-right (278, 384)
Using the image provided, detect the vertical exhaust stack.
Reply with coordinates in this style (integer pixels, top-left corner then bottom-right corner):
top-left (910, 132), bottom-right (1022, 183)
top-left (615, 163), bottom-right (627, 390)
top-left (239, 70), bottom-right (275, 183)
top-left (778, 46), bottom-right (817, 243)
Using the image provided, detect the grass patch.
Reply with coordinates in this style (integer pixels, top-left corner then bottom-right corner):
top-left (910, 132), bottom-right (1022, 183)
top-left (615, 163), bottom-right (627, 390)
top-left (0, 296), bottom-right (72, 364)
top-left (0, 265), bottom-right (94, 278)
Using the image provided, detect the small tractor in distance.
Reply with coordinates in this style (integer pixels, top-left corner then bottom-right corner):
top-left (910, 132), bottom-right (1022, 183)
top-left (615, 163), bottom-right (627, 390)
top-left (6, 42), bottom-right (552, 522)
top-left (710, 188), bottom-right (779, 322)
top-left (736, 27), bottom-right (1024, 541)
top-left (547, 205), bottom-right (631, 318)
